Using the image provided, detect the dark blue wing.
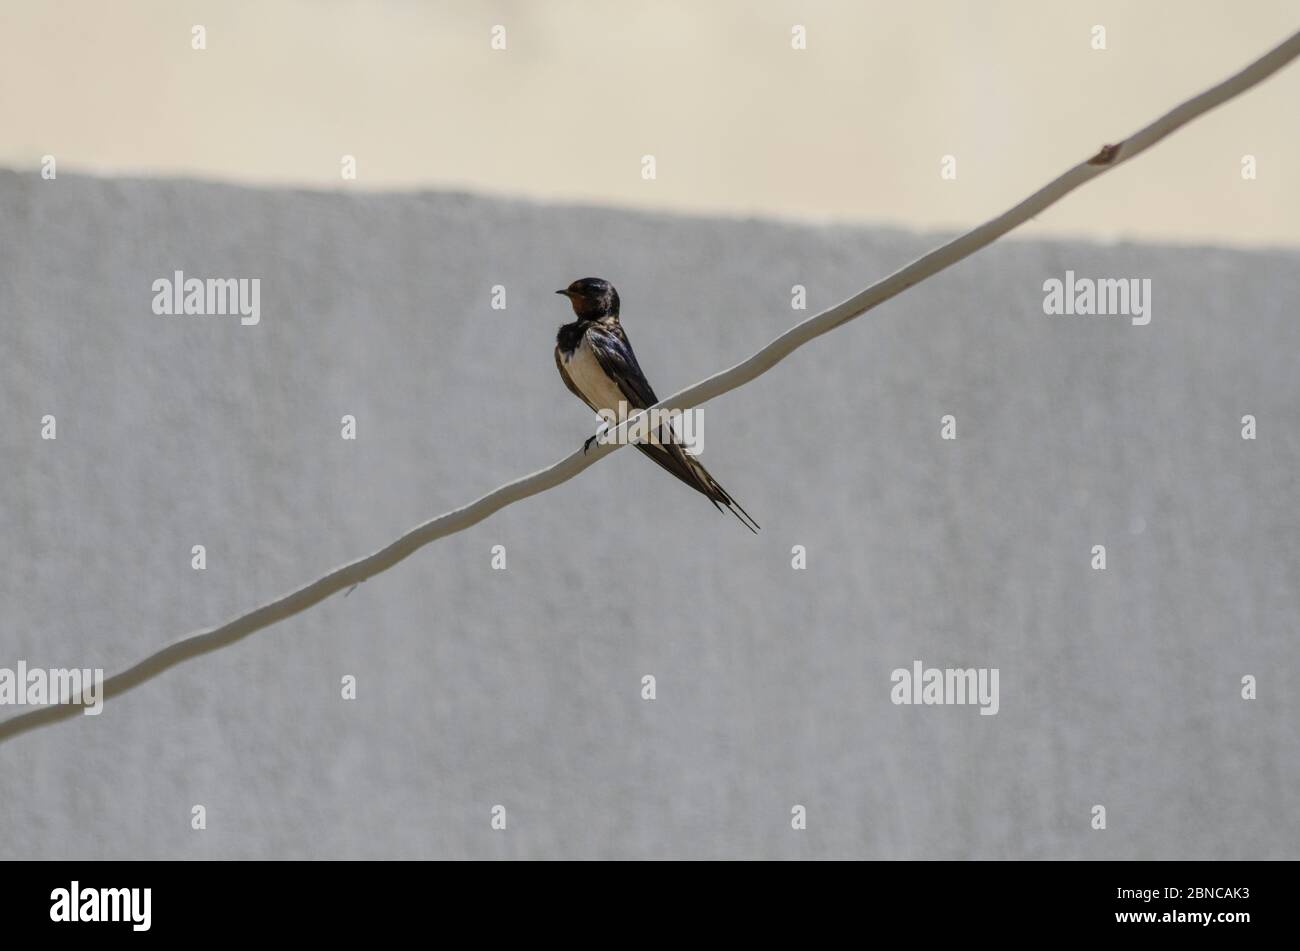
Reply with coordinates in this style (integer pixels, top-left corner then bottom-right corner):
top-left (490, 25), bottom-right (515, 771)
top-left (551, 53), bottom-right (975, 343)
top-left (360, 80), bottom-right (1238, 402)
top-left (585, 323), bottom-right (659, 409)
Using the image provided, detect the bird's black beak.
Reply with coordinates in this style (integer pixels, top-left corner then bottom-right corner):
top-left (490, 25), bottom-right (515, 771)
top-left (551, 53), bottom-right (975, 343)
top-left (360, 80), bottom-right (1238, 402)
top-left (555, 289), bottom-right (573, 298)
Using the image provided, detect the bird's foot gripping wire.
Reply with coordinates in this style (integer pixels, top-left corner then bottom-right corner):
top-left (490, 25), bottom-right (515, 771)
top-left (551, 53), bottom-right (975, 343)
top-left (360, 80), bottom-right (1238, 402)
top-left (584, 422), bottom-right (613, 453)
top-left (583, 416), bottom-right (614, 455)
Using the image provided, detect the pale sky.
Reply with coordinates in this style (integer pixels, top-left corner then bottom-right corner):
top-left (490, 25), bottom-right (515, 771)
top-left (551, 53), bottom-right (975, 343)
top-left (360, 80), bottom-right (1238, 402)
top-left (3, 0), bottom-right (1298, 246)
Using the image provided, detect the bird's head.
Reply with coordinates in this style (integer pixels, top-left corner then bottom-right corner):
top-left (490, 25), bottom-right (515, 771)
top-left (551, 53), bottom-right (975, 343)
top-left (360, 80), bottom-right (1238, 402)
top-left (556, 277), bottom-right (620, 320)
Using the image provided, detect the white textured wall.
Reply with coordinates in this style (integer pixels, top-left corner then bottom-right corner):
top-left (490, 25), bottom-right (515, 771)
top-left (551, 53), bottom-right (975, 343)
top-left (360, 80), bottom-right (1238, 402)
top-left (0, 171), bottom-right (1297, 858)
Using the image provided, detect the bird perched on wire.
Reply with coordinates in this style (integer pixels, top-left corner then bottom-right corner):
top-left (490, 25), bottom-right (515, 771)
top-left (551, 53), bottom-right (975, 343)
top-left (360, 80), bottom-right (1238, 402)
top-left (554, 277), bottom-right (759, 533)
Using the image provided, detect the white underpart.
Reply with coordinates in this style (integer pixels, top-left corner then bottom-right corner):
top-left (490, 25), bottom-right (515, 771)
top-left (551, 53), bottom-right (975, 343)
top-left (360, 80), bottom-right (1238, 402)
top-left (563, 334), bottom-right (635, 416)
top-left (562, 335), bottom-right (673, 448)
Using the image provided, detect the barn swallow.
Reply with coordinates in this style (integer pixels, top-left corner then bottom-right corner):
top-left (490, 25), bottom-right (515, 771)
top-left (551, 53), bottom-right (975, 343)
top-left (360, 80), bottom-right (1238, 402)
top-left (555, 277), bottom-right (759, 533)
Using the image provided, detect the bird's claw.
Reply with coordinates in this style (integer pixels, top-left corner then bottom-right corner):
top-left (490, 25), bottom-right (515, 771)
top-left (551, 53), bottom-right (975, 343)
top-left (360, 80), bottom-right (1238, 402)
top-left (583, 434), bottom-right (599, 454)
